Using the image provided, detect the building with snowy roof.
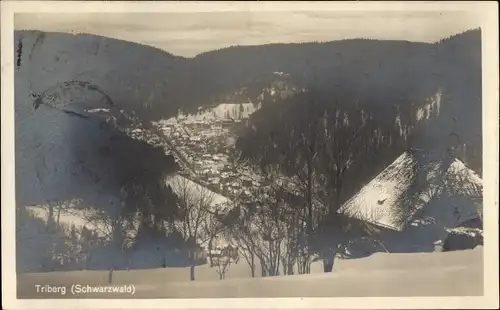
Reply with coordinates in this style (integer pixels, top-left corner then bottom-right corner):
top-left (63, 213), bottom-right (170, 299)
top-left (340, 149), bottom-right (483, 256)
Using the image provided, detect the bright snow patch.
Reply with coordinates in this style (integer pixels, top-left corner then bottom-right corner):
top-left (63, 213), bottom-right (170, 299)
top-left (17, 247), bottom-right (483, 298)
top-left (165, 103), bottom-right (257, 124)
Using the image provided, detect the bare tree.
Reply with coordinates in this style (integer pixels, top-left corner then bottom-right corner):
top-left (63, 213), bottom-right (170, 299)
top-left (241, 183), bottom-right (295, 277)
top-left (280, 203), bottom-right (301, 275)
top-left (202, 204), bottom-right (230, 268)
top-left (209, 245), bottom-right (238, 280)
top-left (313, 106), bottom-right (375, 271)
top-left (169, 175), bottom-right (216, 281)
top-left (236, 90), bottom-right (405, 274)
top-left (213, 254), bottom-right (232, 280)
top-left (227, 216), bottom-right (258, 277)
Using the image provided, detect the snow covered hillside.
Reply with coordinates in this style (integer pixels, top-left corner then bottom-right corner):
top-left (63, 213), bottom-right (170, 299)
top-left (14, 30), bottom-right (185, 273)
top-left (14, 29), bottom-right (187, 205)
top-left (17, 247), bottom-right (483, 298)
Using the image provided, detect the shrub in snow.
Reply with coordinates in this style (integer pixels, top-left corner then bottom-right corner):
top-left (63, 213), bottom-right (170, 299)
top-left (442, 227), bottom-right (483, 251)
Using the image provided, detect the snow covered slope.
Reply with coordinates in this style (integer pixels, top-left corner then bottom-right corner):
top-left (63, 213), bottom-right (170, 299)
top-left (14, 30), bottom-right (184, 205)
top-left (17, 247), bottom-right (483, 298)
top-left (15, 90), bottom-right (123, 210)
top-left (14, 30), bottom-right (186, 273)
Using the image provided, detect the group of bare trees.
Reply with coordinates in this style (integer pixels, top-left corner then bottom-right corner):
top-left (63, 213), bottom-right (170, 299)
top-left (168, 176), bottom-right (215, 280)
top-left (167, 175), bottom-right (244, 280)
top-left (241, 182), bottom-right (294, 276)
top-left (164, 173), bottom-right (308, 280)
top-left (233, 89), bottom-right (417, 274)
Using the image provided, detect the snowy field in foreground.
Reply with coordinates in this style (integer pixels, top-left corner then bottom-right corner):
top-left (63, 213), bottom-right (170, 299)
top-left (17, 247), bottom-right (483, 298)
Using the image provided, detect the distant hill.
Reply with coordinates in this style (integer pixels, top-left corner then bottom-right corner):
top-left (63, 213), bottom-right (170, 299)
top-left (223, 29), bottom-right (482, 174)
top-left (15, 28), bottom-right (482, 171)
top-left (15, 30), bottom-right (186, 121)
top-left (15, 29), bottom-right (480, 113)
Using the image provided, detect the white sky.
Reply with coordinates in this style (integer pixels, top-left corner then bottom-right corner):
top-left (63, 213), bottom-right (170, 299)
top-left (15, 11), bottom-right (481, 58)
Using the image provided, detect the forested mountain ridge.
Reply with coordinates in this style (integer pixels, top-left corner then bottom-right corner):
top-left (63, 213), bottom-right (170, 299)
top-left (227, 29), bottom-right (482, 173)
top-left (16, 29), bottom-right (481, 125)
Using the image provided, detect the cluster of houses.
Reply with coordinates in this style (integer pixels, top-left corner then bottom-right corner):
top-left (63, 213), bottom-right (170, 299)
top-left (159, 120), bottom-right (263, 201)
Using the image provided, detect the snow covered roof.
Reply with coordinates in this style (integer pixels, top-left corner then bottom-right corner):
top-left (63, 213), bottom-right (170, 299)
top-left (339, 150), bottom-right (483, 231)
top-left (166, 174), bottom-right (232, 209)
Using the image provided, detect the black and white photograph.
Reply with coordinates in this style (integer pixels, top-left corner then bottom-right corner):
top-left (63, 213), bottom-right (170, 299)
top-left (1, 1), bottom-right (498, 308)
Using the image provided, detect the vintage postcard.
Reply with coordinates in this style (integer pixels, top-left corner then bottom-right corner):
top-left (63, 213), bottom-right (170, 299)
top-left (1, 1), bottom-right (498, 309)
